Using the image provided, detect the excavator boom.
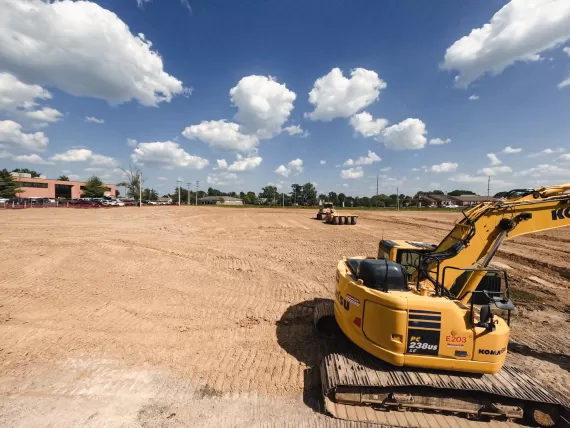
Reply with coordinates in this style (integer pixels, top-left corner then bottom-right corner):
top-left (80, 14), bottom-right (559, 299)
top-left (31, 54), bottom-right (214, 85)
top-left (421, 183), bottom-right (570, 298)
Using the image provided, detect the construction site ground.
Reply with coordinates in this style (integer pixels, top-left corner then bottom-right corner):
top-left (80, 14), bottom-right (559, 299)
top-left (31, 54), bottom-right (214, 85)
top-left (1, 207), bottom-right (569, 428)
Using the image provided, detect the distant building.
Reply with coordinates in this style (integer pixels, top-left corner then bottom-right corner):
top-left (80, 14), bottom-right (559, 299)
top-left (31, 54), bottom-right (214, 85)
top-left (10, 173), bottom-right (116, 199)
top-left (158, 197), bottom-right (172, 204)
top-left (449, 195), bottom-right (499, 207)
top-left (198, 196), bottom-right (243, 205)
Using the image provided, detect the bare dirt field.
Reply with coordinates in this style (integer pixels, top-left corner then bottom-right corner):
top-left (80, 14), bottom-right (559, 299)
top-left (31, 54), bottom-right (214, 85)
top-left (1, 207), bottom-right (569, 427)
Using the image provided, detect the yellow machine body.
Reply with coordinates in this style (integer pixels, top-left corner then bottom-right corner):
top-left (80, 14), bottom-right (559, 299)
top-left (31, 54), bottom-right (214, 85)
top-left (332, 184), bottom-right (570, 375)
top-left (334, 257), bottom-right (508, 374)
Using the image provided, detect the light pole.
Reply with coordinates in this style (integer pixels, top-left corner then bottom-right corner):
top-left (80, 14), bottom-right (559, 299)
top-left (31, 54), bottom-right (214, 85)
top-left (195, 181), bottom-right (199, 206)
top-left (186, 182), bottom-right (191, 205)
top-left (139, 172), bottom-right (142, 207)
top-left (176, 179), bottom-right (182, 206)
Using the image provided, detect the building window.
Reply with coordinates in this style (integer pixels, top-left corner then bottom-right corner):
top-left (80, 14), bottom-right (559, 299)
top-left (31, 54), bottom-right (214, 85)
top-left (80, 186), bottom-right (111, 191)
top-left (21, 181), bottom-right (48, 188)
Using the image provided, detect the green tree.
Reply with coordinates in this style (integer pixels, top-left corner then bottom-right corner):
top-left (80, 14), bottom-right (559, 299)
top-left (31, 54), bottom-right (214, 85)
top-left (338, 192), bottom-right (346, 206)
top-left (82, 176), bottom-right (106, 198)
top-left (244, 191), bottom-right (257, 204)
top-left (327, 191), bottom-right (338, 205)
top-left (449, 189), bottom-right (476, 196)
top-left (0, 169), bottom-right (21, 198)
top-left (291, 184), bottom-right (303, 205)
top-left (120, 165), bottom-right (143, 201)
top-left (302, 182), bottom-right (317, 205)
top-left (57, 175), bottom-right (70, 181)
top-left (12, 168), bottom-right (41, 178)
top-left (259, 186), bottom-right (277, 203)
top-left (318, 193), bottom-right (327, 203)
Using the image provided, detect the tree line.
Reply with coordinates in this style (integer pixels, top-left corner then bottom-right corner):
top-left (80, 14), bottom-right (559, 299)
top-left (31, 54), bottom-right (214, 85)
top-left (1, 166), bottom-right (511, 205)
top-left (163, 182), bottom-right (496, 207)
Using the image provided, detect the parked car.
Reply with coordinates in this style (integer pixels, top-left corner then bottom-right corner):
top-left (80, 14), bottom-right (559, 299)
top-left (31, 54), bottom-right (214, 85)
top-left (101, 200), bottom-right (115, 206)
top-left (445, 204), bottom-right (460, 208)
top-left (115, 200), bottom-right (125, 207)
top-left (0, 198), bottom-right (9, 204)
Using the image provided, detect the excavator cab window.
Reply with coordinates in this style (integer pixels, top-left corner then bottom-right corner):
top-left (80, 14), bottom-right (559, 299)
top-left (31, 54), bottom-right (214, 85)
top-left (397, 251), bottom-right (420, 277)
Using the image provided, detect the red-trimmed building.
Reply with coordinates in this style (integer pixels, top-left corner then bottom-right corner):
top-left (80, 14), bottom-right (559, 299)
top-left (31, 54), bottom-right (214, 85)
top-left (11, 173), bottom-right (116, 199)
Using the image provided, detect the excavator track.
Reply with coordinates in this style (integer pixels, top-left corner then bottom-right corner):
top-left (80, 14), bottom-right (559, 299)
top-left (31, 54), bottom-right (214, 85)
top-left (321, 352), bottom-right (570, 427)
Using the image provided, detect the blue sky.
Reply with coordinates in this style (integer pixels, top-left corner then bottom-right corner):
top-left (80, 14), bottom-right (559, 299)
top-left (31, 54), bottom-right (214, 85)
top-left (0, 0), bottom-right (569, 196)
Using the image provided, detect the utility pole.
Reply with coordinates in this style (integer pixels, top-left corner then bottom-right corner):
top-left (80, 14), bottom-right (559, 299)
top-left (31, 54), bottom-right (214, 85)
top-left (487, 176), bottom-right (491, 197)
top-left (282, 192), bottom-right (284, 207)
top-left (397, 186), bottom-right (400, 211)
top-left (195, 181), bottom-right (199, 206)
top-left (293, 186), bottom-right (296, 207)
top-left (139, 172), bottom-right (142, 207)
top-left (176, 179), bottom-right (182, 206)
top-left (186, 182), bottom-right (191, 205)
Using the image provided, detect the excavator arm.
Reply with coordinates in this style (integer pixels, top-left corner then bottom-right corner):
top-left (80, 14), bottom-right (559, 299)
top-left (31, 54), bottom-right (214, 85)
top-left (420, 183), bottom-right (570, 300)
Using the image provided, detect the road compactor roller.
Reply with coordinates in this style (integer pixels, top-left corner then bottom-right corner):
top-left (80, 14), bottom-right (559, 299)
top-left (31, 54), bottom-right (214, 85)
top-left (315, 183), bottom-right (570, 427)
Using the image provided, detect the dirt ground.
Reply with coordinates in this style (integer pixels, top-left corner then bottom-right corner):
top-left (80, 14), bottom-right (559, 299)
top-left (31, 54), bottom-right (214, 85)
top-left (0, 207), bottom-right (569, 428)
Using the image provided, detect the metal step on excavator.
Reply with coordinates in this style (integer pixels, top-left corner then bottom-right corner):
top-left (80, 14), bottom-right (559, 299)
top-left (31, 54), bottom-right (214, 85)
top-left (314, 183), bottom-right (570, 427)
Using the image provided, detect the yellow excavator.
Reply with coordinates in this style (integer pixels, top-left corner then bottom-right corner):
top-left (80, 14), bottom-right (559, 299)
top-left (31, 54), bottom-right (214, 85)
top-left (315, 183), bottom-right (570, 427)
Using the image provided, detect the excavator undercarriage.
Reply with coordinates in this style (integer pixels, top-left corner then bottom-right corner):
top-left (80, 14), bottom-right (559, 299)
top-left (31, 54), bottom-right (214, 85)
top-left (315, 300), bottom-right (570, 427)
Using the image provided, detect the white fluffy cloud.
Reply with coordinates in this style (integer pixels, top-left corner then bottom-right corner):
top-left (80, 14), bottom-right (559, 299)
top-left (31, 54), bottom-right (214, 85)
top-left (182, 120), bottom-right (258, 153)
top-left (50, 149), bottom-right (93, 162)
top-left (288, 158), bottom-right (303, 174)
top-left (341, 166), bottom-right (364, 179)
top-left (344, 151), bottom-right (381, 166)
top-left (320, 160), bottom-right (326, 165)
top-left (127, 138), bottom-right (138, 148)
top-left (0, 120), bottom-right (48, 151)
top-left (528, 148), bottom-right (565, 157)
top-left (230, 75), bottom-right (296, 139)
top-left (0, 0), bottom-right (185, 106)
top-left (479, 165), bottom-right (512, 176)
top-left (283, 125), bottom-right (309, 138)
top-left (13, 154), bottom-right (53, 165)
top-left (502, 146), bottom-right (522, 153)
top-left (441, 0), bottom-right (570, 87)
top-left (215, 159), bottom-right (228, 170)
top-left (349, 112), bottom-right (389, 137)
top-left (306, 68), bottom-right (386, 121)
top-left (91, 154), bottom-right (119, 167)
top-left (382, 118), bottom-right (428, 150)
top-left (431, 162), bottom-right (458, 173)
top-left (24, 107), bottom-right (63, 123)
top-left (85, 116), bottom-right (104, 124)
top-left (429, 138), bottom-right (451, 145)
top-left (515, 164), bottom-right (569, 177)
top-left (275, 158), bottom-right (303, 177)
top-left (487, 153), bottom-right (502, 165)
top-left (559, 154), bottom-right (570, 162)
top-left (131, 141), bottom-right (209, 169)
top-left (0, 72), bottom-right (63, 126)
top-left (0, 72), bottom-right (51, 111)
top-left (207, 171), bottom-right (238, 186)
top-left (227, 154), bottom-right (263, 172)
top-left (468, 95), bottom-right (480, 101)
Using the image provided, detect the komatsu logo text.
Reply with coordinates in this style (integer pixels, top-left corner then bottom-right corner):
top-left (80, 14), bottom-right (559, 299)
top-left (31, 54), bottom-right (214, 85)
top-left (335, 290), bottom-right (350, 311)
top-left (552, 208), bottom-right (570, 220)
top-left (478, 347), bottom-right (506, 356)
